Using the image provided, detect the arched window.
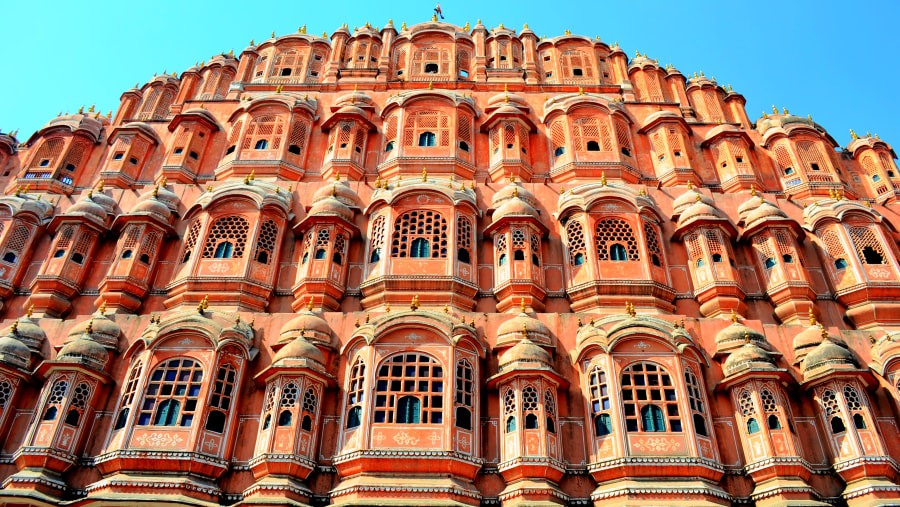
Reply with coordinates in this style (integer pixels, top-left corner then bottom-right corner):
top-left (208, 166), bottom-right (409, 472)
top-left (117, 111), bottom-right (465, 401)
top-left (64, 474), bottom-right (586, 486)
top-left (684, 369), bottom-right (709, 437)
top-left (549, 120), bottom-right (567, 158)
top-left (572, 117), bottom-right (612, 152)
top-left (375, 353), bottom-right (443, 424)
top-left (513, 250), bottom-right (525, 261)
top-left (764, 257), bottom-right (776, 269)
top-left (254, 219), bottom-right (279, 265)
top-left (114, 361), bottom-right (144, 430)
top-left (739, 389), bottom-right (758, 434)
top-left (499, 254), bottom-right (508, 266)
top-left (496, 234), bottom-right (507, 267)
top-left (848, 226), bottom-right (887, 265)
top-left (457, 216), bottom-right (472, 264)
top-left (1, 225), bottom-right (29, 265)
top-left (301, 387), bottom-right (317, 432)
top-left (544, 390), bottom-right (557, 434)
top-left (181, 219), bottom-right (203, 264)
top-left (278, 382), bottom-right (298, 427)
top-left (205, 363), bottom-right (236, 433)
top-left (589, 366), bottom-right (612, 436)
top-left (455, 359), bottom-right (474, 430)
top-left (596, 218), bottom-right (639, 261)
top-left (314, 228), bottom-right (329, 260)
top-left (139, 358), bottom-right (203, 427)
top-left (333, 234), bottom-right (345, 265)
top-left (64, 382), bottom-right (91, 426)
top-left (820, 389), bottom-right (845, 434)
top-left (843, 384), bottom-right (868, 430)
top-left (43, 380), bottom-right (69, 421)
top-left (346, 357), bottom-right (366, 429)
top-left (391, 210), bottom-right (448, 258)
top-left (566, 219), bottom-right (586, 267)
top-left (503, 388), bottom-right (516, 433)
top-left (369, 215), bottom-right (386, 263)
top-left (522, 386), bottom-right (539, 429)
top-left (644, 222), bottom-right (664, 268)
top-left (203, 216), bottom-right (250, 259)
top-left (0, 378), bottom-right (12, 411)
top-left (261, 384), bottom-right (276, 430)
top-left (621, 362), bottom-right (680, 433)
top-left (760, 388), bottom-right (782, 430)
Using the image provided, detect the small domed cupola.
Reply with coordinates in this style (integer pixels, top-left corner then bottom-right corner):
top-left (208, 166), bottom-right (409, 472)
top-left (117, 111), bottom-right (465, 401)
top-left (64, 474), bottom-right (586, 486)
top-left (65, 303), bottom-right (121, 351)
top-left (714, 311), bottom-right (766, 357)
top-left (801, 328), bottom-right (857, 379)
top-left (722, 339), bottom-right (777, 378)
top-left (8, 306), bottom-right (46, 353)
top-left (0, 325), bottom-right (32, 370)
top-left (496, 302), bottom-right (551, 348)
top-left (277, 298), bottom-right (334, 350)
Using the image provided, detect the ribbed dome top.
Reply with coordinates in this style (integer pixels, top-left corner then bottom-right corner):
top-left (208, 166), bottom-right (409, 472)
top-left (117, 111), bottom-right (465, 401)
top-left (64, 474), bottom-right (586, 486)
top-left (9, 315), bottom-right (46, 352)
top-left (131, 195), bottom-right (172, 222)
top-left (492, 182), bottom-right (538, 208)
top-left (68, 195), bottom-right (108, 222)
top-left (279, 310), bottom-right (333, 349)
top-left (313, 180), bottom-right (358, 207)
top-left (737, 193), bottom-right (765, 217)
top-left (677, 200), bottom-right (723, 227)
top-left (492, 196), bottom-right (539, 221)
top-left (272, 335), bottom-right (326, 366)
top-left (0, 334), bottom-right (30, 369)
top-left (673, 187), bottom-right (713, 216)
top-left (723, 341), bottom-right (776, 377)
top-left (746, 201), bottom-right (787, 227)
top-left (67, 312), bottom-right (121, 350)
top-left (715, 320), bottom-right (766, 354)
top-left (487, 91), bottom-right (528, 109)
top-left (90, 190), bottom-right (117, 214)
top-left (497, 312), bottom-right (550, 347)
top-left (498, 337), bottom-right (552, 371)
top-left (308, 196), bottom-right (353, 221)
top-left (58, 334), bottom-right (109, 370)
top-left (802, 336), bottom-right (857, 374)
top-left (793, 318), bottom-right (826, 364)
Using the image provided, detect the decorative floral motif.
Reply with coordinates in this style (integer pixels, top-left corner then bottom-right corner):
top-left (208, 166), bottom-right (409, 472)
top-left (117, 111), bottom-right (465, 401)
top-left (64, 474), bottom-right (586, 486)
top-left (632, 436), bottom-right (681, 453)
top-left (393, 431), bottom-right (420, 446)
top-left (134, 432), bottom-right (185, 448)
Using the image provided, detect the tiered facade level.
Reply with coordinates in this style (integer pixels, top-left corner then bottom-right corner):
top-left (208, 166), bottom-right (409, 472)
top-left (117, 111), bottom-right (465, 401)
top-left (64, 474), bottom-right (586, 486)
top-left (1, 17), bottom-right (900, 507)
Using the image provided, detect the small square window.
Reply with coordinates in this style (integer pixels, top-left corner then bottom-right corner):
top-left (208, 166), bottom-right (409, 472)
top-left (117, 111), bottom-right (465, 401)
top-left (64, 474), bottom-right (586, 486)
top-left (736, 157), bottom-right (744, 163)
top-left (573, 68), bottom-right (583, 76)
top-left (39, 159), bottom-right (50, 167)
top-left (129, 157), bottom-right (138, 165)
top-left (173, 148), bottom-right (183, 155)
top-left (113, 152), bottom-right (124, 160)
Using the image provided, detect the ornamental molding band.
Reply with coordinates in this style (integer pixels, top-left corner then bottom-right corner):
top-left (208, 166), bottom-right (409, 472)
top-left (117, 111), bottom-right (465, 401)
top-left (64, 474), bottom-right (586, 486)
top-left (0, 15), bottom-right (900, 507)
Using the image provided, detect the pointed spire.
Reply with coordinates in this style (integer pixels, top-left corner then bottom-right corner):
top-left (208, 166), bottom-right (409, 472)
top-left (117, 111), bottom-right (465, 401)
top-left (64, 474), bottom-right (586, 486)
top-left (520, 298), bottom-right (526, 313)
top-left (26, 305), bottom-right (33, 318)
top-left (731, 309), bottom-right (738, 323)
top-left (809, 309), bottom-right (816, 326)
top-left (410, 295), bottom-right (419, 311)
top-left (99, 300), bottom-right (107, 315)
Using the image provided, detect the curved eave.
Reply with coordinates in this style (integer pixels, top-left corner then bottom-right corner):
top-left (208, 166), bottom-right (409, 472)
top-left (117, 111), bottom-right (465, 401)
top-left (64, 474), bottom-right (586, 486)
top-left (364, 185), bottom-right (479, 216)
top-left (112, 212), bottom-right (176, 236)
top-left (717, 368), bottom-right (795, 391)
top-left (674, 217), bottom-right (737, 240)
top-left (637, 113), bottom-right (690, 134)
top-left (321, 112), bottom-right (376, 133)
top-left (802, 203), bottom-right (881, 232)
top-left (483, 213), bottom-right (549, 237)
top-left (48, 212), bottom-right (109, 235)
top-left (382, 91), bottom-right (477, 118)
top-left (227, 96), bottom-right (318, 123)
top-left (294, 212), bottom-right (359, 237)
top-left (700, 127), bottom-right (754, 148)
top-left (253, 362), bottom-right (335, 388)
top-left (108, 123), bottom-right (162, 146)
top-left (486, 363), bottom-right (568, 389)
top-left (480, 110), bottom-right (536, 133)
top-left (168, 110), bottom-right (223, 133)
top-left (739, 216), bottom-right (803, 241)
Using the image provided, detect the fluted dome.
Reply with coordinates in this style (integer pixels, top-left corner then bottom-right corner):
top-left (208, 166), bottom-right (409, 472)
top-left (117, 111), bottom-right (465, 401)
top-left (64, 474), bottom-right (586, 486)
top-left (9, 315), bottom-right (46, 352)
top-left (487, 90), bottom-right (528, 109)
top-left (723, 341), bottom-right (776, 377)
top-left (272, 335), bottom-right (326, 367)
top-left (307, 196), bottom-right (353, 221)
top-left (492, 196), bottom-right (540, 222)
top-left (498, 337), bottom-right (553, 371)
top-left (673, 187), bottom-right (713, 217)
top-left (58, 334), bottom-right (109, 371)
top-left (492, 181), bottom-right (538, 208)
top-left (793, 321), bottom-right (826, 364)
top-left (67, 312), bottom-right (121, 350)
top-left (497, 312), bottom-right (550, 347)
top-left (576, 321), bottom-right (605, 347)
top-left (130, 194), bottom-right (172, 222)
top-left (737, 193), bottom-right (766, 218)
top-left (68, 195), bottom-right (108, 222)
top-left (138, 182), bottom-right (179, 213)
top-left (715, 320), bottom-right (766, 355)
top-left (677, 199), bottom-right (723, 228)
top-left (279, 310), bottom-right (333, 349)
top-left (312, 180), bottom-right (358, 208)
top-left (745, 201), bottom-right (787, 227)
top-left (802, 336), bottom-right (856, 374)
top-left (0, 334), bottom-right (30, 369)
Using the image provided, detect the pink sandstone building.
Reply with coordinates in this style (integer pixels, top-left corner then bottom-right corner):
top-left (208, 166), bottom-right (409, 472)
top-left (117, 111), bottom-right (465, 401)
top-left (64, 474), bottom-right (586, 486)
top-left (0, 16), bottom-right (899, 507)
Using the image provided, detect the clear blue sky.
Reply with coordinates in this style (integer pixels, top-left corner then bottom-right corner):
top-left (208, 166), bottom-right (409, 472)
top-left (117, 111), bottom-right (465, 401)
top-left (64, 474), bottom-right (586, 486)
top-left (2, 0), bottom-right (899, 149)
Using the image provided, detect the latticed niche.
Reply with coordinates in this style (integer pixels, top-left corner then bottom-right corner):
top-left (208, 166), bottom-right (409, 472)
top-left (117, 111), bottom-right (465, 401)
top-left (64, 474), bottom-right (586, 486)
top-left (202, 216), bottom-right (250, 259)
top-left (271, 50), bottom-right (308, 78)
top-left (136, 86), bottom-right (176, 121)
top-left (848, 225), bottom-right (889, 266)
top-left (391, 210), bottom-right (448, 258)
top-left (197, 68), bottom-right (235, 100)
top-left (253, 219), bottom-right (280, 265)
top-left (572, 117), bottom-right (614, 153)
top-left (1, 223), bottom-right (31, 265)
top-left (565, 218), bottom-right (587, 266)
top-left (559, 50), bottom-right (594, 83)
top-left (411, 47), bottom-right (452, 80)
top-left (490, 121), bottom-right (529, 163)
top-left (595, 218), bottom-right (639, 262)
top-left (643, 221), bottom-right (664, 267)
top-left (456, 216), bottom-right (472, 264)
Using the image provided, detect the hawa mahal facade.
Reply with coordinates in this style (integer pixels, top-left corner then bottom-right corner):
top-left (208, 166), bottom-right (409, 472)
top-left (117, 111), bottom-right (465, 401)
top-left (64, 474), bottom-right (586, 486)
top-left (1, 16), bottom-right (900, 507)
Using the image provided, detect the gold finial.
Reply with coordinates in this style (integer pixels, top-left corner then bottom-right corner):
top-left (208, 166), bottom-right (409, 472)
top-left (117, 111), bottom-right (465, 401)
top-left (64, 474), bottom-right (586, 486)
top-left (411, 295), bottom-right (419, 311)
top-left (731, 309), bottom-right (738, 324)
top-left (87, 189), bottom-right (93, 199)
top-left (750, 184), bottom-right (756, 196)
top-left (385, 302), bottom-right (391, 312)
top-left (509, 173), bottom-right (516, 184)
top-left (244, 175), bottom-right (251, 185)
top-left (97, 180), bottom-right (104, 192)
top-left (808, 114), bottom-right (813, 121)
top-left (783, 107), bottom-right (789, 115)
top-left (206, 184), bottom-right (214, 192)
top-left (300, 24), bottom-right (307, 34)
top-left (402, 21), bottom-right (407, 30)
top-left (560, 184), bottom-right (565, 194)
top-left (26, 305), bottom-right (33, 318)
top-left (271, 31), bottom-right (275, 38)
top-left (422, 166), bottom-right (428, 182)
top-left (308, 296), bottom-right (315, 311)
top-left (10, 319), bottom-right (18, 335)
top-left (512, 186), bottom-right (519, 198)
top-left (522, 322), bottom-right (528, 338)
top-left (428, 81), bottom-right (434, 90)
top-left (821, 326), bottom-right (828, 340)
top-left (577, 317), bottom-right (583, 327)
top-left (250, 38), bottom-right (255, 45)
top-left (870, 333), bottom-right (877, 345)
top-left (431, 13), bottom-right (438, 21)
top-left (744, 330), bottom-right (751, 344)
top-left (88, 104), bottom-right (95, 113)
top-left (365, 312), bottom-right (370, 323)
top-left (680, 318), bottom-right (685, 328)
top-left (276, 84), bottom-right (283, 93)
top-left (355, 317), bottom-right (360, 328)
top-left (443, 304), bottom-right (449, 314)
top-left (201, 295), bottom-right (209, 310)
top-left (153, 184), bottom-right (159, 198)
top-left (578, 86), bottom-right (584, 95)
top-left (759, 196), bottom-right (765, 204)
top-left (728, 84), bottom-right (733, 91)
top-left (520, 298), bottom-right (526, 313)
top-left (626, 302), bottom-right (636, 317)
top-left (235, 315), bottom-right (241, 325)
top-left (99, 300), bottom-right (107, 315)
top-left (687, 180), bottom-right (693, 190)
top-left (601, 172), bottom-right (607, 186)
top-left (86, 318), bottom-right (94, 334)
top-left (808, 309), bottom-right (816, 326)
top-left (463, 21), bottom-right (471, 31)
top-left (322, 31), bottom-right (328, 37)
top-left (772, 105), bottom-right (778, 114)
top-left (763, 111), bottom-right (768, 119)
top-left (695, 194), bottom-right (702, 203)
top-left (868, 200), bottom-right (873, 208)
top-left (78, 105), bottom-right (84, 114)
top-left (850, 129), bottom-right (859, 140)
